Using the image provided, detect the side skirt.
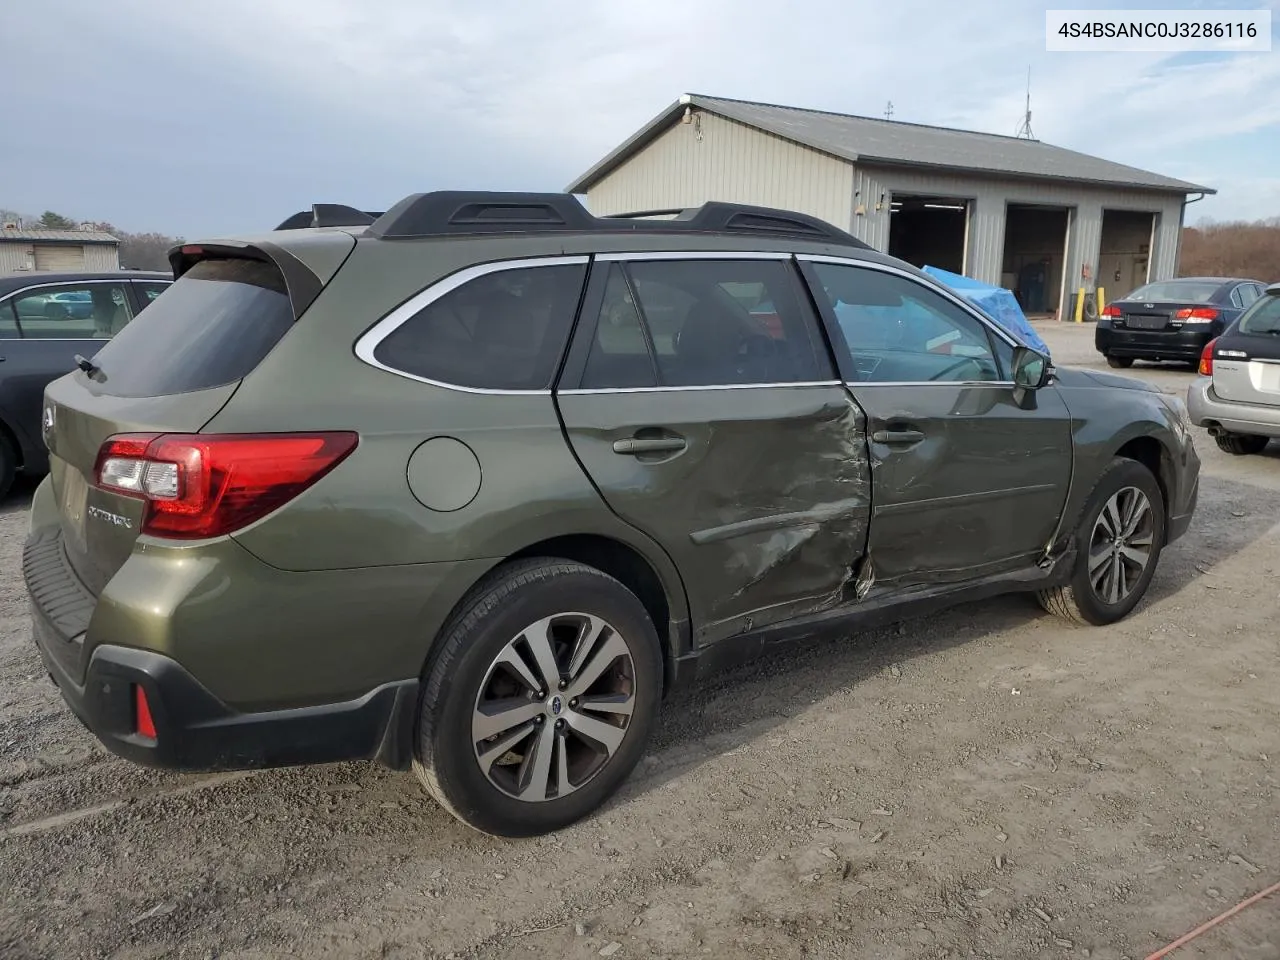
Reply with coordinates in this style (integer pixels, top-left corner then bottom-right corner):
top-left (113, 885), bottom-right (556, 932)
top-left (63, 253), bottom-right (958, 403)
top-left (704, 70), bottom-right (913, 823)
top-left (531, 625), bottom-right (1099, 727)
top-left (681, 548), bottom-right (1076, 683)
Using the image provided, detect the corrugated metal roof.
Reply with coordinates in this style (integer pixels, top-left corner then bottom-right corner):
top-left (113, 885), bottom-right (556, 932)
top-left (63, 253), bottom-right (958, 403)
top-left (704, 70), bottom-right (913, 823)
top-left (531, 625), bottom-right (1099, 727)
top-left (0, 228), bottom-right (119, 244)
top-left (567, 94), bottom-right (1214, 196)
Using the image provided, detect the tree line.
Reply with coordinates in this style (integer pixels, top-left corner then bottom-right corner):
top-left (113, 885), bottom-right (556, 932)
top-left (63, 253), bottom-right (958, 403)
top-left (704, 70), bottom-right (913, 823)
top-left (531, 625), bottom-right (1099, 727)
top-left (1179, 217), bottom-right (1280, 282)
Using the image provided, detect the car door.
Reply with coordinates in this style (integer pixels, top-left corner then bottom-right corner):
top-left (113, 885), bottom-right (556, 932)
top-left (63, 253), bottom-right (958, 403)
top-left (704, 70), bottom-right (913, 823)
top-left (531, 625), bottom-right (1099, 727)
top-left (0, 280), bottom-right (136, 471)
top-left (556, 253), bottom-right (871, 647)
top-left (797, 256), bottom-right (1074, 591)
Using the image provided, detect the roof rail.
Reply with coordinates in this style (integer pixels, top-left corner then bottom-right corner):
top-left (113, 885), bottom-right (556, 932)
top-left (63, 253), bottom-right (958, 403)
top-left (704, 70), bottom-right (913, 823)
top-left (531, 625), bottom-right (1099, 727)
top-left (275, 204), bottom-right (384, 231)
top-left (364, 191), bottom-right (870, 248)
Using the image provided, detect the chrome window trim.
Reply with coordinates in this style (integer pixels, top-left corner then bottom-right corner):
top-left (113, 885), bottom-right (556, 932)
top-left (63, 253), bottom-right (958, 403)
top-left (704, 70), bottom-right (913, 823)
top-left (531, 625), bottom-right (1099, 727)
top-left (0, 277), bottom-right (146, 302)
top-left (845, 379), bottom-right (1016, 388)
top-left (795, 254), bottom-right (1023, 350)
top-left (595, 250), bottom-right (791, 262)
top-left (353, 255), bottom-right (590, 395)
top-left (560, 380), bottom-right (842, 396)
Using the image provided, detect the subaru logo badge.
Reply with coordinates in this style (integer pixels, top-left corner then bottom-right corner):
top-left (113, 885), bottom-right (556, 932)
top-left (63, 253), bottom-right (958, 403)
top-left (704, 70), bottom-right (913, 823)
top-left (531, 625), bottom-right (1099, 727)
top-left (549, 695), bottom-right (563, 716)
top-left (1144, 303), bottom-right (1154, 308)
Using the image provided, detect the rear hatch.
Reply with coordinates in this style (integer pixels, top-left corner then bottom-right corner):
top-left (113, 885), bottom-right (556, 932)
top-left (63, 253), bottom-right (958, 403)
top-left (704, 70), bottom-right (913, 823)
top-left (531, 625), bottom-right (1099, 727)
top-left (1212, 291), bottom-right (1280, 408)
top-left (43, 252), bottom-right (317, 598)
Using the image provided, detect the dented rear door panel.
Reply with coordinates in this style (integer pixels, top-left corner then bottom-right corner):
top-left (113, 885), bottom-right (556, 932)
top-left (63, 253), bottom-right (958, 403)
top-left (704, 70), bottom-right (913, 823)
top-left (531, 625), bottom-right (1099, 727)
top-left (556, 385), bottom-right (871, 647)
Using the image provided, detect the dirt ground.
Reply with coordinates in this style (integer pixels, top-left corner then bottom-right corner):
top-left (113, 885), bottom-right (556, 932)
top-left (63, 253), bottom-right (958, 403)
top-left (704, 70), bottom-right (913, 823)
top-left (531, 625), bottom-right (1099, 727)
top-left (2, 321), bottom-right (1278, 960)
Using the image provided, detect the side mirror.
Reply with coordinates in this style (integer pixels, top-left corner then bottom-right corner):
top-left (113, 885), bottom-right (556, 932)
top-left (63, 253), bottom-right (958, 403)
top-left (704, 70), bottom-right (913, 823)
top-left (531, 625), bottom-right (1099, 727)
top-left (1012, 346), bottom-right (1051, 391)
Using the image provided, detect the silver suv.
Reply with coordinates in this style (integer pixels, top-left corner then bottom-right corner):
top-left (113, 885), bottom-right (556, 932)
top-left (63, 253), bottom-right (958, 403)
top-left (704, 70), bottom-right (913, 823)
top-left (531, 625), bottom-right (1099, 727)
top-left (1188, 282), bottom-right (1280, 455)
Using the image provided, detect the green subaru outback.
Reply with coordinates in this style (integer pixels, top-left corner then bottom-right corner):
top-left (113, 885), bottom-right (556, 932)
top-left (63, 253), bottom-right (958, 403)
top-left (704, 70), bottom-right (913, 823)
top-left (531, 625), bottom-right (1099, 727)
top-left (25, 192), bottom-right (1200, 837)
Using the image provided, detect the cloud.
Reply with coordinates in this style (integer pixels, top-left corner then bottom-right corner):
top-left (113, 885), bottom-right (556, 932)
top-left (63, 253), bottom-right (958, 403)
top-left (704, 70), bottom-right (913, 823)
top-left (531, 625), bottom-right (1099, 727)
top-left (3, 0), bottom-right (1278, 235)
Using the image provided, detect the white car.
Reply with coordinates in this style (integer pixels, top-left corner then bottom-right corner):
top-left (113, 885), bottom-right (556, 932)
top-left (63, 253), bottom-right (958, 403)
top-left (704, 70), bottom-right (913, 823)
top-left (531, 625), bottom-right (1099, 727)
top-left (1188, 282), bottom-right (1280, 455)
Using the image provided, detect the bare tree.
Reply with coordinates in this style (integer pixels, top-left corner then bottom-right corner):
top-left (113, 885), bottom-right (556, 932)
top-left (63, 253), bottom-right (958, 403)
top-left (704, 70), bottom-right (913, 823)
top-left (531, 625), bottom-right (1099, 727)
top-left (1180, 218), bottom-right (1280, 282)
top-left (95, 223), bottom-right (184, 271)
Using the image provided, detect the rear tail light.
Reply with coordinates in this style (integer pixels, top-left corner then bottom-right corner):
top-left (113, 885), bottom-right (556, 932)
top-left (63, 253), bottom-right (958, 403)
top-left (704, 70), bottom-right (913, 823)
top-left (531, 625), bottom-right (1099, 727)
top-left (94, 432), bottom-right (358, 539)
top-left (1198, 338), bottom-right (1217, 376)
top-left (1101, 304), bottom-right (1122, 319)
top-left (1176, 307), bottom-right (1219, 322)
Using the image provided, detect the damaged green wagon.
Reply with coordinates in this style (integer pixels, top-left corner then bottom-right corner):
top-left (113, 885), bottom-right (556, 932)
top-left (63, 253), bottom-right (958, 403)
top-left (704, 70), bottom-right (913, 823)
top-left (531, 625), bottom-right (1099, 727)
top-left (25, 192), bottom-right (1200, 837)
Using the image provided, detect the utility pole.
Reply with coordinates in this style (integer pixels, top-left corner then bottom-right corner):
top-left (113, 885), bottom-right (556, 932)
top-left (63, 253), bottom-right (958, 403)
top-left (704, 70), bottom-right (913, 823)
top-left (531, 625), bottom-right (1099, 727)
top-left (884, 100), bottom-right (894, 121)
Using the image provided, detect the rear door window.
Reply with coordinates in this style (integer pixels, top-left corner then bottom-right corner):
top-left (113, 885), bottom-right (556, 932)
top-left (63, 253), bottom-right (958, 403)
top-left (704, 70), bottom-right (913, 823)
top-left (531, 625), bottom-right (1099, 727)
top-left (8, 282), bottom-right (133, 339)
top-left (90, 258), bottom-right (294, 397)
top-left (578, 258), bottom-right (830, 389)
top-left (372, 262), bottom-right (588, 391)
top-left (133, 280), bottom-right (172, 304)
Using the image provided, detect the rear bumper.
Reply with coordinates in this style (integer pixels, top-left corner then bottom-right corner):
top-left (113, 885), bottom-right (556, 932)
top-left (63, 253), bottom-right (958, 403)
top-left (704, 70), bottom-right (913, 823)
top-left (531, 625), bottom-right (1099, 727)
top-left (31, 607), bottom-right (419, 771)
top-left (1186, 378), bottom-right (1280, 438)
top-left (1095, 324), bottom-right (1211, 361)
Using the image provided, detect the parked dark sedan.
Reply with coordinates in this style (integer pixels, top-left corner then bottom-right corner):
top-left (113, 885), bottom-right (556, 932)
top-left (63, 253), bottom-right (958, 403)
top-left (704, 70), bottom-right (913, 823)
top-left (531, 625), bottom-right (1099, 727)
top-left (1095, 276), bottom-right (1269, 369)
top-left (0, 270), bottom-right (171, 497)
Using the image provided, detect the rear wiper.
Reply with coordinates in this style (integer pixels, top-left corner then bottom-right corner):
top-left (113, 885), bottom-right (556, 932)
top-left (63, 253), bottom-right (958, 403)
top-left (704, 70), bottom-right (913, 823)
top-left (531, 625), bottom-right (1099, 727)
top-left (74, 354), bottom-right (100, 375)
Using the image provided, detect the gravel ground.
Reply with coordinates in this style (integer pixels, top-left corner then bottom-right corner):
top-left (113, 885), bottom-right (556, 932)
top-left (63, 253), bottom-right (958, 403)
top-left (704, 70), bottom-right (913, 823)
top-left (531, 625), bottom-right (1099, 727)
top-left (2, 321), bottom-right (1278, 960)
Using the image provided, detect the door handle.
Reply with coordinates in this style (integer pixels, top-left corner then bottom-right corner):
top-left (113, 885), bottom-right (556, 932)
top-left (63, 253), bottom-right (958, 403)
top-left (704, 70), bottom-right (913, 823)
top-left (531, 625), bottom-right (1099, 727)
top-left (872, 428), bottom-right (925, 445)
top-left (612, 436), bottom-right (687, 455)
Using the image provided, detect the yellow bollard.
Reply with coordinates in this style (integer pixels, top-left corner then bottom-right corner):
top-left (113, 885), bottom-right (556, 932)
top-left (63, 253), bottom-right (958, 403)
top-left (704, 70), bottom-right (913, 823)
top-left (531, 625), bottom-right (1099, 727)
top-left (1096, 286), bottom-right (1105, 321)
top-left (1074, 287), bottom-right (1085, 323)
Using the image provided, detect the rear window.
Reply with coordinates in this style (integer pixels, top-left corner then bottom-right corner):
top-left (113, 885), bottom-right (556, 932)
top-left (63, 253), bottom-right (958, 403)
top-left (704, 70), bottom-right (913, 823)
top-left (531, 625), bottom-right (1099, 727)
top-left (1125, 280), bottom-right (1220, 303)
top-left (1239, 293), bottom-right (1280, 336)
top-left (91, 258), bottom-right (293, 398)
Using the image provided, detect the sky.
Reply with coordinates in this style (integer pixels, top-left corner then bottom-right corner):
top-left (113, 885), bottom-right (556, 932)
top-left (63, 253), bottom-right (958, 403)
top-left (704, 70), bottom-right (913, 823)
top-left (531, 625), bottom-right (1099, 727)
top-left (2, 0), bottom-right (1278, 237)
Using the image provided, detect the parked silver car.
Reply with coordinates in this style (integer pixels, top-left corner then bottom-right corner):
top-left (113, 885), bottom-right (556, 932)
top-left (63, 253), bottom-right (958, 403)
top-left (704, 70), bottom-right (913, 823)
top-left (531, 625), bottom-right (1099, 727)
top-left (1188, 282), bottom-right (1280, 455)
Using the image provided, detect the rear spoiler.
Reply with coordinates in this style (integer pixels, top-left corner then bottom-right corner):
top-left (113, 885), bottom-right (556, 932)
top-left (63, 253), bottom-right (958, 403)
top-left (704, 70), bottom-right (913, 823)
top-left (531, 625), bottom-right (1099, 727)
top-left (166, 241), bottom-right (323, 321)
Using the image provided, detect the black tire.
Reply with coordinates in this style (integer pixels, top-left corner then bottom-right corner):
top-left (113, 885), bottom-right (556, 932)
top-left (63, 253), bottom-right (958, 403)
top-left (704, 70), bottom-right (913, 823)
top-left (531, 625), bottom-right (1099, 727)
top-left (1214, 432), bottom-right (1269, 456)
top-left (0, 432), bottom-right (16, 501)
top-left (413, 558), bottom-right (663, 837)
top-left (1037, 457), bottom-right (1166, 626)
top-left (1105, 356), bottom-right (1134, 369)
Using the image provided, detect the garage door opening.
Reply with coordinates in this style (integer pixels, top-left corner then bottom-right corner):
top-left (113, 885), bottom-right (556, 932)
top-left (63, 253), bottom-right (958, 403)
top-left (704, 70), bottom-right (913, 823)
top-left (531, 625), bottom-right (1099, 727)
top-left (887, 195), bottom-right (968, 274)
top-left (1098, 210), bottom-right (1156, 300)
top-left (1002, 204), bottom-right (1069, 319)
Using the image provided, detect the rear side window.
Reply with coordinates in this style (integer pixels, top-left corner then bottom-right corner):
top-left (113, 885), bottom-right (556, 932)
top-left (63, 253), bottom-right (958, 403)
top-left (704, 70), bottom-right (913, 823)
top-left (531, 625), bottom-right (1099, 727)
top-left (1239, 294), bottom-right (1280, 336)
top-left (92, 258), bottom-right (293, 398)
top-left (372, 263), bottom-right (588, 391)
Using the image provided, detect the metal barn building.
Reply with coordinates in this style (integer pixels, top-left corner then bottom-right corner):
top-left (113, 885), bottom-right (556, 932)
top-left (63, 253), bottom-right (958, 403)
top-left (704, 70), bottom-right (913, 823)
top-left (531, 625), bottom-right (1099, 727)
top-left (566, 94), bottom-right (1214, 319)
top-left (0, 226), bottom-right (120, 275)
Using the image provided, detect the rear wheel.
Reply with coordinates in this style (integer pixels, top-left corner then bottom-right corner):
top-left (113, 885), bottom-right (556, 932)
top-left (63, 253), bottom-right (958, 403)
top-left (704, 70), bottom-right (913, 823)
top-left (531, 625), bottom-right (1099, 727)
top-left (1105, 356), bottom-right (1134, 369)
top-left (1038, 457), bottom-right (1165, 626)
top-left (413, 558), bottom-right (662, 837)
top-left (1214, 432), bottom-right (1269, 456)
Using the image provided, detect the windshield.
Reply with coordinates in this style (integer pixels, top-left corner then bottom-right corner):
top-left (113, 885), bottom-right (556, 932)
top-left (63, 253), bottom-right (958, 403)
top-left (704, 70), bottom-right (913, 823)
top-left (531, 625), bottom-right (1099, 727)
top-left (1238, 293), bottom-right (1280, 335)
top-left (1124, 280), bottom-right (1221, 303)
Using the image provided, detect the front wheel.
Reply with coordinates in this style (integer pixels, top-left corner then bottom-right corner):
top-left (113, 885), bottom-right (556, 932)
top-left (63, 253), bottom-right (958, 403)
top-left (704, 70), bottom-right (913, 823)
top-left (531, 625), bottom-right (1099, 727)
top-left (1038, 457), bottom-right (1166, 626)
top-left (1214, 432), bottom-right (1269, 456)
top-left (1105, 356), bottom-right (1134, 369)
top-left (413, 558), bottom-right (663, 837)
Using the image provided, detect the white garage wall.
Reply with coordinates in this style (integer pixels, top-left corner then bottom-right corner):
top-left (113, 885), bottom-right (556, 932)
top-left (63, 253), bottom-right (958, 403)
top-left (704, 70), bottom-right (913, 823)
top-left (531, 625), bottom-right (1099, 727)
top-left (583, 111), bottom-right (854, 231)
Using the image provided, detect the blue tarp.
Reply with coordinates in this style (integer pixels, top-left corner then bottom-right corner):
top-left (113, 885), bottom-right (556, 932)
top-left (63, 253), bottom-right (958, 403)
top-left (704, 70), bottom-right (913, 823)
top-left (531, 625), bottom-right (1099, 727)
top-left (921, 265), bottom-right (1051, 357)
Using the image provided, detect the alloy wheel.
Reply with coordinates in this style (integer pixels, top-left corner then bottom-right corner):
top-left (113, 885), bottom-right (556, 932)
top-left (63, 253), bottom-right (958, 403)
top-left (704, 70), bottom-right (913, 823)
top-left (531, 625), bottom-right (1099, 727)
top-left (471, 613), bottom-right (637, 802)
top-left (1088, 486), bottom-right (1155, 604)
